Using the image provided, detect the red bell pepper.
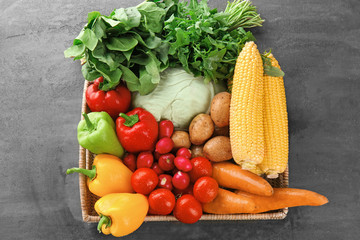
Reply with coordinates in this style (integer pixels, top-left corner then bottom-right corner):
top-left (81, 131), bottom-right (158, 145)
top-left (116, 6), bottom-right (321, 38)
top-left (116, 108), bottom-right (158, 153)
top-left (86, 77), bottom-right (131, 119)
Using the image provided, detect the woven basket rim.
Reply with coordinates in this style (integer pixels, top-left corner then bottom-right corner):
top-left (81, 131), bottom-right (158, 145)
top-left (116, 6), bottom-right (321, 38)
top-left (78, 80), bottom-right (289, 223)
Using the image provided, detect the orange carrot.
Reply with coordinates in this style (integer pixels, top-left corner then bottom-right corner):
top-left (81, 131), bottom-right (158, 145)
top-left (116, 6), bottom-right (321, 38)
top-left (235, 188), bottom-right (329, 213)
top-left (202, 188), bottom-right (256, 214)
top-left (212, 162), bottom-right (273, 196)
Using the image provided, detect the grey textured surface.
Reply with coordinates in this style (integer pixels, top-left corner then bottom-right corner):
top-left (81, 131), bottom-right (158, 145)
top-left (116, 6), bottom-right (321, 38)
top-left (1, 0), bottom-right (359, 239)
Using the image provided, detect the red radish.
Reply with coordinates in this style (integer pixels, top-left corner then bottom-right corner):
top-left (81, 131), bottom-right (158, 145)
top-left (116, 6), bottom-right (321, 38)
top-left (172, 171), bottom-right (190, 190)
top-left (136, 151), bottom-right (154, 168)
top-left (158, 153), bottom-right (175, 171)
top-left (176, 148), bottom-right (192, 159)
top-left (151, 162), bottom-right (164, 175)
top-left (122, 153), bottom-right (136, 172)
top-left (155, 137), bottom-right (174, 154)
top-left (159, 120), bottom-right (174, 138)
top-left (174, 156), bottom-right (192, 172)
top-left (158, 174), bottom-right (173, 191)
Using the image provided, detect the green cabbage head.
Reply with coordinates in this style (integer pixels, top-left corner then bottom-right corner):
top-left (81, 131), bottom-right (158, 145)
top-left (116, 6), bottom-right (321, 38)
top-left (132, 67), bottom-right (226, 130)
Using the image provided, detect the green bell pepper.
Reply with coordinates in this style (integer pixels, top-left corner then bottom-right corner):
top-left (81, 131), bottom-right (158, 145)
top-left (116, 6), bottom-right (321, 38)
top-left (78, 112), bottom-right (124, 158)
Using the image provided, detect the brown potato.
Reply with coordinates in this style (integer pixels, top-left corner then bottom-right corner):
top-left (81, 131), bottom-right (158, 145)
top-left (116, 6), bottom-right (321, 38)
top-left (210, 92), bottom-right (231, 127)
top-left (171, 131), bottom-right (191, 150)
top-left (212, 125), bottom-right (229, 137)
top-left (189, 114), bottom-right (214, 145)
top-left (190, 144), bottom-right (204, 158)
top-left (203, 136), bottom-right (232, 162)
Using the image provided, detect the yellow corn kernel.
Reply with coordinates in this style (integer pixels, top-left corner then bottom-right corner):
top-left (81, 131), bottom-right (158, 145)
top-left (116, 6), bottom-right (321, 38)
top-left (252, 165), bottom-right (265, 176)
top-left (259, 54), bottom-right (289, 178)
top-left (230, 41), bottom-right (264, 172)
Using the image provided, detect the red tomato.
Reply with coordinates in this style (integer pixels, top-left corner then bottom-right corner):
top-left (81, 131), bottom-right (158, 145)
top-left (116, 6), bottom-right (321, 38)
top-left (122, 153), bottom-right (136, 172)
top-left (159, 120), bottom-right (174, 138)
top-left (131, 168), bottom-right (158, 195)
top-left (188, 157), bottom-right (212, 183)
top-left (136, 151), bottom-right (154, 168)
top-left (193, 176), bottom-right (219, 203)
top-left (148, 189), bottom-right (176, 215)
top-left (173, 194), bottom-right (202, 224)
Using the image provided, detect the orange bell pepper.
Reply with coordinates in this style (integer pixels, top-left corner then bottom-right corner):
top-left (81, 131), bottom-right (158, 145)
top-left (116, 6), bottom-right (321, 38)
top-left (66, 154), bottom-right (133, 197)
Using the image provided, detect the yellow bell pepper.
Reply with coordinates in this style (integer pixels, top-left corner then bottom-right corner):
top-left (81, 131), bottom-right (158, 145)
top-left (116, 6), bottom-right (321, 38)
top-left (66, 154), bottom-right (133, 197)
top-left (95, 193), bottom-right (149, 237)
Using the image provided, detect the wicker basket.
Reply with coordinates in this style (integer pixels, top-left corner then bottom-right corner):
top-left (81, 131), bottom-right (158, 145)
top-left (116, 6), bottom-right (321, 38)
top-left (78, 80), bottom-right (289, 222)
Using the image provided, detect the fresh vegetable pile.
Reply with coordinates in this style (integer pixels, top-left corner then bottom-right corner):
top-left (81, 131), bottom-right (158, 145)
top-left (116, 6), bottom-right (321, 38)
top-left (65, 0), bottom-right (328, 238)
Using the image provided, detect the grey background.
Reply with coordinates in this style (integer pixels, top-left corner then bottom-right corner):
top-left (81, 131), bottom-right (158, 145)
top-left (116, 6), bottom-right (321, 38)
top-left (1, 0), bottom-right (359, 239)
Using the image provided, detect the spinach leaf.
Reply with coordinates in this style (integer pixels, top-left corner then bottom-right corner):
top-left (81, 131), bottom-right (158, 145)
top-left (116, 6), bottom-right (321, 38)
top-left (106, 36), bottom-right (138, 51)
top-left (111, 7), bottom-right (141, 30)
top-left (137, 2), bottom-right (166, 33)
top-left (64, 43), bottom-right (85, 58)
top-left (76, 29), bottom-right (98, 51)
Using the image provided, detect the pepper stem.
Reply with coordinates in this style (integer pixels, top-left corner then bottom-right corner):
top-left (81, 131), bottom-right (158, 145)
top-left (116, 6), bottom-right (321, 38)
top-left (97, 215), bottom-right (111, 233)
top-left (119, 113), bottom-right (139, 127)
top-left (82, 112), bottom-right (95, 131)
top-left (66, 165), bottom-right (96, 180)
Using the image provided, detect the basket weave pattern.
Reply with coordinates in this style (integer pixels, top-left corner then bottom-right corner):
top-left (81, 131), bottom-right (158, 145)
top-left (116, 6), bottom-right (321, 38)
top-left (79, 81), bottom-right (289, 222)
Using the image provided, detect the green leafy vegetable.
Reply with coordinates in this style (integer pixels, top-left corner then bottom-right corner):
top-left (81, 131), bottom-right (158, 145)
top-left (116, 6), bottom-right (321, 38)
top-left (160, 0), bottom-right (261, 83)
top-left (65, 0), bottom-right (280, 94)
top-left (64, 2), bottom-right (169, 94)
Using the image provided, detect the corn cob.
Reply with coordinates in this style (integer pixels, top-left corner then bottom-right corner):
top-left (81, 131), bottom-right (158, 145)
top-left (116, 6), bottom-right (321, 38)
top-left (259, 54), bottom-right (288, 178)
top-left (230, 41), bottom-right (264, 173)
top-left (252, 165), bottom-right (264, 175)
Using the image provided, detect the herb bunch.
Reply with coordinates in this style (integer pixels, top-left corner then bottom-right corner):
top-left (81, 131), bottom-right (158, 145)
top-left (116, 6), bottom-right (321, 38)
top-left (159, 0), bottom-right (265, 83)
